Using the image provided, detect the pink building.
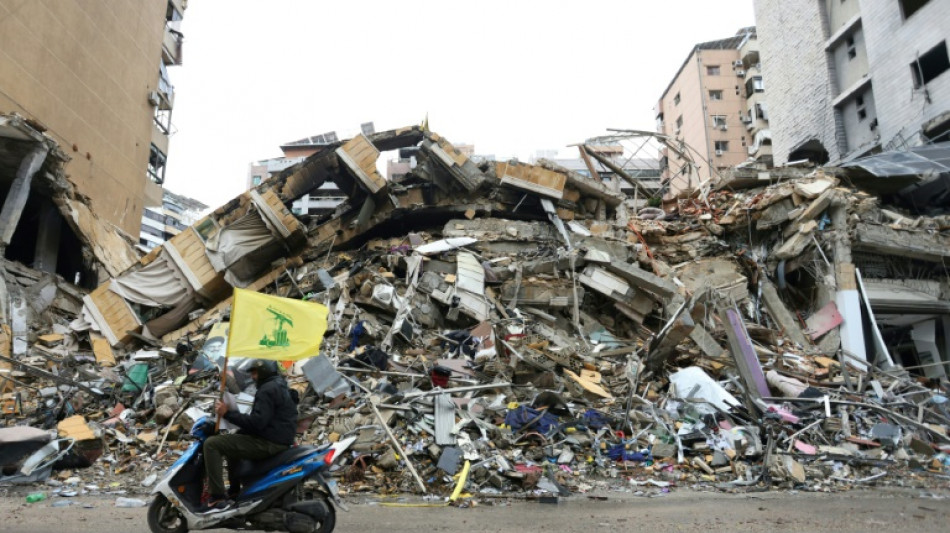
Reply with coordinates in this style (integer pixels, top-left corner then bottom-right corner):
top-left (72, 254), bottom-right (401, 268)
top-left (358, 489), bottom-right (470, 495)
top-left (656, 28), bottom-right (768, 199)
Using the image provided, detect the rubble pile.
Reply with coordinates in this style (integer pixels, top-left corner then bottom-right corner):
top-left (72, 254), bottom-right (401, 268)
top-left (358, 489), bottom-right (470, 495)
top-left (2, 124), bottom-right (950, 501)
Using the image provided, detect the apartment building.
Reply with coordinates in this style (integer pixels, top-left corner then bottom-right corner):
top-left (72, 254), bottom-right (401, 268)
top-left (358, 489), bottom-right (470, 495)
top-left (0, 0), bottom-right (187, 238)
top-left (738, 31), bottom-right (773, 168)
top-left (754, 0), bottom-right (950, 165)
top-left (139, 189), bottom-right (207, 251)
top-left (656, 28), bottom-right (768, 198)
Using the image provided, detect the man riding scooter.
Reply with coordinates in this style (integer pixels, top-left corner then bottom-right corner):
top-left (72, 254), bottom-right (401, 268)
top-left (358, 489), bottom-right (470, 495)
top-left (205, 359), bottom-right (298, 511)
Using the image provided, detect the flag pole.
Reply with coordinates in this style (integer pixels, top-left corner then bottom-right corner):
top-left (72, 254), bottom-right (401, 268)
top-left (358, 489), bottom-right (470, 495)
top-left (215, 291), bottom-right (239, 433)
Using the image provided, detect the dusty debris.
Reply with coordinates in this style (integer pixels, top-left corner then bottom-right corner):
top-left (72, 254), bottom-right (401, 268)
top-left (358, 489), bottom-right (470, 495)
top-left (2, 124), bottom-right (950, 501)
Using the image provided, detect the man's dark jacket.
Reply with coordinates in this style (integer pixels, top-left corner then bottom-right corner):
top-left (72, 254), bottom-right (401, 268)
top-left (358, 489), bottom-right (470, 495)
top-left (223, 374), bottom-right (297, 445)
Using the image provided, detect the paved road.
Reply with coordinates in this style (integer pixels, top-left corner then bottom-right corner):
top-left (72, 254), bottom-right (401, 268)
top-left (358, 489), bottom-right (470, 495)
top-left (1, 488), bottom-right (948, 532)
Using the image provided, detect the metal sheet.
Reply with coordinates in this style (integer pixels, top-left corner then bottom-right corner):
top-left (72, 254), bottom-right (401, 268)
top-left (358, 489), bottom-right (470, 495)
top-left (456, 252), bottom-right (484, 294)
top-left (804, 301), bottom-right (843, 340)
top-left (722, 306), bottom-right (770, 400)
top-left (842, 141), bottom-right (950, 177)
top-left (301, 355), bottom-right (349, 397)
top-left (434, 393), bottom-right (456, 446)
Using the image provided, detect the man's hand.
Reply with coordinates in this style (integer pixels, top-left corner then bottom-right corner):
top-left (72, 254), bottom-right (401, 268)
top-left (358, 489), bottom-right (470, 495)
top-left (214, 400), bottom-right (229, 416)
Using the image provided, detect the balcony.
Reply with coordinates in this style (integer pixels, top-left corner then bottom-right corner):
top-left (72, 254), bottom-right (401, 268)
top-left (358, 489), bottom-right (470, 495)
top-left (157, 70), bottom-right (175, 109)
top-left (741, 49), bottom-right (760, 69)
top-left (162, 25), bottom-right (184, 66)
top-left (747, 130), bottom-right (772, 158)
top-left (151, 122), bottom-right (170, 155)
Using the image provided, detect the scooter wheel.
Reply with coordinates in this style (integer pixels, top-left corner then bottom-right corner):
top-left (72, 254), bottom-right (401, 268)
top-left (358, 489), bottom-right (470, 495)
top-left (147, 494), bottom-right (188, 533)
top-left (313, 503), bottom-right (336, 533)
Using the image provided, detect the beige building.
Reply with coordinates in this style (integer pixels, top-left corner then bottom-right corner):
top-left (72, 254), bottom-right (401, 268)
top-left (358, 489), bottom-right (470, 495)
top-left (656, 28), bottom-right (767, 198)
top-left (0, 0), bottom-right (185, 238)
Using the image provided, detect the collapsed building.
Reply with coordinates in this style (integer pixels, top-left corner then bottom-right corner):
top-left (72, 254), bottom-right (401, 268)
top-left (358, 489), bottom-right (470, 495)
top-left (2, 120), bottom-right (950, 497)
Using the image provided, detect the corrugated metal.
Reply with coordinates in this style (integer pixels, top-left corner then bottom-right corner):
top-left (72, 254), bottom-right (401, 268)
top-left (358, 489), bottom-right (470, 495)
top-left (456, 252), bottom-right (484, 294)
top-left (434, 393), bottom-right (456, 446)
top-left (843, 141), bottom-right (950, 177)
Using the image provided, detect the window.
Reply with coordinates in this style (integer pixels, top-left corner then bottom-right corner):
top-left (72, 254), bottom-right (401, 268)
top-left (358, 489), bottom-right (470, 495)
top-left (252, 175), bottom-right (263, 186)
top-left (673, 92), bottom-right (681, 105)
top-left (141, 225), bottom-right (164, 238)
top-left (144, 210), bottom-right (164, 223)
top-left (900, 0), bottom-right (931, 19)
top-left (147, 144), bottom-right (166, 184)
top-left (856, 95), bottom-right (867, 121)
top-left (709, 90), bottom-right (723, 101)
top-left (712, 115), bottom-right (728, 129)
top-left (675, 116), bottom-right (683, 131)
top-left (714, 141), bottom-right (729, 153)
top-left (166, 1), bottom-right (183, 22)
top-left (846, 36), bottom-right (856, 60)
top-left (707, 65), bottom-right (721, 76)
top-left (911, 41), bottom-right (949, 88)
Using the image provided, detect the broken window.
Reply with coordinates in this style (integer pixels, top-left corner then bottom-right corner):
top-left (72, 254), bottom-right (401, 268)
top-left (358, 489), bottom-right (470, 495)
top-left (709, 90), bottom-right (723, 101)
top-left (193, 217), bottom-right (218, 242)
top-left (154, 108), bottom-right (172, 135)
top-left (148, 144), bottom-right (166, 184)
top-left (911, 41), bottom-right (949, 88)
top-left (899, 0), bottom-right (931, 19)
top-left (673, 92), bottom-right (681, 105)
top-left (706, 65), bottom-right (721, 76)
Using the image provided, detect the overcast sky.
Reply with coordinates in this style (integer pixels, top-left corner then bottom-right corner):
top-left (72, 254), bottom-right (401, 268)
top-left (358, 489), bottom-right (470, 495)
top-left (163, 0), bottom-right (755, 208)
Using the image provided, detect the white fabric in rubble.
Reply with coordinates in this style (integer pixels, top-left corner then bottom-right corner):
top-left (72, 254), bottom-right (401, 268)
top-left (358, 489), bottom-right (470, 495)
top-left (670, 366), bottom-right (741, 413)
top-left (109, 250), bottom-right (192, 307)
top-left (68, 304), bottom-right (97, 334)
top-left (204, 210), bottom-right (276, 275)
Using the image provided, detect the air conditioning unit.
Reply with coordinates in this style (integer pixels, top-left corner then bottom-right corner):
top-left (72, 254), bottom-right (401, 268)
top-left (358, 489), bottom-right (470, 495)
top-left (736, 70), bottom-right (746, 77)
top-left (719, 124), bottom-right (728, 131)
top-left (715, 149), bottom-right (724, 156)
top-left (734, 60), bottom-right (743, 67)
top-left (741, 116), bottom-right (753, 124)
top-left (147, 91), bottom-right (161, 107)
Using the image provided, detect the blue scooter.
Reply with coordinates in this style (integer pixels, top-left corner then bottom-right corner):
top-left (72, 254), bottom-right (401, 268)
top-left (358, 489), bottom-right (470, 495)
top-left (148, 418), bottom-right (354, 533)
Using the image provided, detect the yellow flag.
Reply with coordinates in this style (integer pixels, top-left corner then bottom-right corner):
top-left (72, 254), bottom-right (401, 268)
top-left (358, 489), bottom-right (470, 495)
top-left (227, 288), bottom-right (329, 362)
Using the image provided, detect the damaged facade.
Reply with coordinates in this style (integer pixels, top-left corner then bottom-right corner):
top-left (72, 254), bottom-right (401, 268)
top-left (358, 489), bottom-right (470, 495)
top-left (2, 122), bottom-right (950, 502)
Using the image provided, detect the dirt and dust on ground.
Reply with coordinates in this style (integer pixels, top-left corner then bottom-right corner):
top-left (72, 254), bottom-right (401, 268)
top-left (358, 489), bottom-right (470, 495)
top-left (1, 488), bottom-right (949, 533)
